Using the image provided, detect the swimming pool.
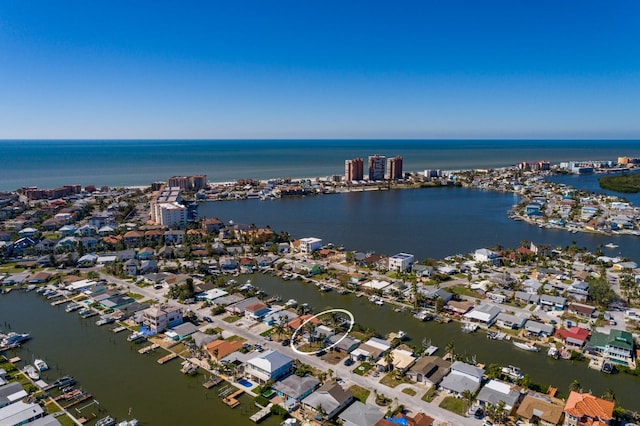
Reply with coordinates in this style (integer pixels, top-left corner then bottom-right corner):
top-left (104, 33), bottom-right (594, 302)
top-left (238, 379), bottom-right (252, 388)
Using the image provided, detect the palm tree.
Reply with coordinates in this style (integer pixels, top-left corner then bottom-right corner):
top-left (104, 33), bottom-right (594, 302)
top-left (444, 341), bottom-right (456, 360)
top-left (383, 350), bottom-right (394, 372)
top-left (569, 379), bottom-right (582, 393)
top-left (461, 389), bottom-right (476, 411)
top-left (601, 388), bottom-right (616, 402)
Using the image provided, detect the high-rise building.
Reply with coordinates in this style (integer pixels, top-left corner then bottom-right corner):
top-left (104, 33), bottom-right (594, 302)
top-left (167, 175), bottom-right (207, 191)
top-left (368, 154), bottom-right (386, 181)
top-left (344, 158), bottom-right (364, 181)
top-left (386, 156), bottom-right (403, 180)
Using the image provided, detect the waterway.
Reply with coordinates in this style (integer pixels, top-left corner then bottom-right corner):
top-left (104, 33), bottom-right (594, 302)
top-left (199, 185), bottom-right (640, 263)
top-left (0, 291), bottom-right (281, 426)
top-left (249, 273), bottom-right (640, 411)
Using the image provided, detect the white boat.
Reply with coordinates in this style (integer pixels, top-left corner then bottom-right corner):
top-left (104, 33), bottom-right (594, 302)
top-left (285, 299), bottom-right (298, 307)
top-left (374, 299), bottom-right (384, 306)
top-left (24, 365), bottom-right (40, 380)
top-left (397, 330), bottom-right (406, 339)
top-left (547, 347), bottom-right (560, 359)
top-left (180, 360), bottom-right (198, 375)
top-left (461, 323), bottom-right (479, 333)
top-left (96, 416), bottom-right (116, 426)
top-left (1, 332), bottom-right (31, 348)
top-left (513, 341), bottom-right (539, 352)
top-left (127, 331), bottom-right (145, 342)
top-left (34, 358), bottom-right (49, 371)
top-left (501, 365), bottom-right (524, 380)
top-left (65, 302), bottom-right (82, 312)
top-left (604, 242), bottom-right (619, 249)
top-left (117, 420), bottom-right (139, 426)
top-left (96, 316), bottom-right (115, 326)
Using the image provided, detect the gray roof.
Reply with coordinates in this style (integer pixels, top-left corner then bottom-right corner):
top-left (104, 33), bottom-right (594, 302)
top-left (171, 322), bottom-right (198, 337)
top-left (273, 374), bottom-right (320, 400)
top-left (525, 320), bottom-right (555, 335)
top-left (302, 382), bottom-right (353, 418)
top-left (476, 380), bottom-right (520, 408)
top-left (539, 294), bottom-right (566, 305)
top-left (440, 373), bottom-right (482, 394)
top-left (338, 401), bottom-right (384, 426)
top-left (248, 350), bottom-right (294, 373)
top-left (450, 361), bottom-right (484, 379)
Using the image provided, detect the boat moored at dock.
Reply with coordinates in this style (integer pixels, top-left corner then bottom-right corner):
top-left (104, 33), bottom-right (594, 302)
top-left (513, 341), bottom-right (539, 352)
top-left (34, 358), bottom-right (49, 371)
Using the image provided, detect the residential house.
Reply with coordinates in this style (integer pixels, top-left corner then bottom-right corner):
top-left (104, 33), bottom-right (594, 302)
top-left (376, 348), bottom-right (416, 373)
top-left (205, 339), bottom-right (243, 363)
top-left (0, 401), bottom-right (51, 425)
top-left (516, 393), bottom-right (565, 426)
top-left (585, 329), bottom-right (636, 368)
top-left (327, 334), bottom-right (360, 354)
top-left (26, 271), bottom-right (51, 284)
top-left (563, 391), bottom-right (614, 426)
top-left (338, 401), bottom-right (384, 426)
top-left (297, 237), bottom-right (322, 254)
top-left (244, 302), bottom-right (271, 321)
top-left (202, 218), bottom-right (224, 233)
top-left (168, 322), bottom-right (199, 340)
top-left (388, 253), bottom-right (415, 273)
top-left (554, 327), bottom-right (590, 349)
top-left (226, 297), bottom-right (261, 315)
top-left (476, 379), bottom-right (520, 413)
top-left (463, 303), bottom-right (502, 326)
top-left (539, 294), bottom-right (566, 310)
top-left (567, 281), bottom-right (589, 302)
top-left (515, 291), bottom-right (540, 305)
top-left (123, 259), bottom-right (138, 276)
top-left (525, 320), bottom-right (555, 338)
top-left (406, 356), bottom-right (450, 386)
top-left (163, 229), bottom-right (185, 245)
top-left (273, 374), bottom-right (320, 411)
top-left (301, 381), bottom-right (354, 420)
top-left (474, 248), bottom-right (500, 266)
top-left (287, 314), bottom-right (321, 332)
top-left (77, 253), bottom-right (98, 267)
top-left (0, 382), bottom-right (27, 408)
top-left (439, 361), bottom-right (485, 396)
top-left (375, 413), bottom-right (434, 426)
top-left (123, 230), bottom-right (144, 247)
top-left (137, 247), bottom-right (155, 260)
top-left (495, 312), bottom-right (527, 330)
top-left (350, 337), bottom-right (391, 362)
top-left (568, 303), bottom-right (597, 318)
top-left (142, 304), bottom-right (183, 333)
top-left (244, 350), bottom-right (293, 384)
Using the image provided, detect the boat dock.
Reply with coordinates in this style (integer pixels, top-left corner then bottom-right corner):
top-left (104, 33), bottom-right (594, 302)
top-left (62, 393), bottom-right (93, 409)
top-left (249, 404), bottom-right (272, 422)
top-left (424, 345), bottom-right (439, 356)
top-left (157, 353), bottom-right (178, 364)
top-left (222, 389), bottom-right (243, 408)
top-left (51, 299), bottom-right (69, 306)
top-left (112, 326), bottom-right (127, 333)
top-left (203, 376), bottom-right (223, 389)
top-left (138, 343), bottom-right (159, 354)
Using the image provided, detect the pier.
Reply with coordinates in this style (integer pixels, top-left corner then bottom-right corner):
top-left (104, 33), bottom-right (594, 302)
top-left (203, 376), bottom-right (223, 389)
top-left (157, 352), bottom-right (178, 364)
top-left (112, 326), bottom-right (127, 333)
top-left (138, 343), bottom-right (159, 354)
top-left (249, 404), bottom-right (272, 422)
top-left (222, 389), bottom-right (243, 408)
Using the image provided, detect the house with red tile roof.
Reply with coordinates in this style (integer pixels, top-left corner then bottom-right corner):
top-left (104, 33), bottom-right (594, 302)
top-left (554, 327), bottom-right (590, 348)
top-left (563, 391), bottom-right (614, 426)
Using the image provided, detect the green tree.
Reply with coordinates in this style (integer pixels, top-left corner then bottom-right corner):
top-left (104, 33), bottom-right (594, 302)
top-left (569, 380), bottom-right (582, 393)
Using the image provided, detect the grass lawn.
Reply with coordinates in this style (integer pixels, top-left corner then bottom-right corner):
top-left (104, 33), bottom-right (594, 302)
top-left (226, 335), bottom-right (247, 343)
top-left (223, 315), bottom-right (242, 323)
top-left (402, 388), bottom-right (417, 396)
top-left (450, 284), bottom-right (483, 298)
top-left (439, 396), bottom-right (467, 416)
top-left (379, 372), bottom-right (408, 388)
top-left (421, 388), bottom-right (437, 403)
top-left (260, 328), bottom-right (274, 337)
top-left (353, 362), bottom-right (373, 376)
top-left (348, 384), bottom-right (371, 403)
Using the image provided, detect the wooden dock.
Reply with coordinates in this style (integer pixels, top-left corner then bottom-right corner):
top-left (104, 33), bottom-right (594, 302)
top-left (250, 404), bottom-right (272, 422)
top-left (203, 376), bottom-right (223, 389)
top-left (138, 343), bottom-right (159, 354)
top-left (62, 393), bottom-right (92, 409)
top-left (157, 353), bottom-right (178, 364)
top-left (51, 299), bottom-right (69, 306)
top-left (223, 389), bottom-right (244, 408)
top-left (112, 326), bottom-right (127, 333)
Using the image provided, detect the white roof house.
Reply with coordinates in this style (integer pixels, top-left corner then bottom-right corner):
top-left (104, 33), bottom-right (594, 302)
top-left (474, 248), bottom-right (500, 264)
top-left (464, 303), bottom-right (503, 325)
top-left (361, 279), bottom-right (391, 291)
top-left (388, 253), bottom-right (415, 273)
top-left (477, 379), bottom-right (520, 411)
top-left (298, 237), bottom-right (322, 254)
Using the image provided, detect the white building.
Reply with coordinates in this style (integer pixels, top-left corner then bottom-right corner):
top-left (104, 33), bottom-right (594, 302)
top-left (299, 237), bottom-right (322, 254)
top-left (388, 253), bottom-right (415, 273)
top-left (150, 187), bottom-right (187, 227)
top-left (474, 248), bottom-right (500, 266)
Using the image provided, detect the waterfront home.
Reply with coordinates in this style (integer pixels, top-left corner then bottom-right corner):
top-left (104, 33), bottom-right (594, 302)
top-left (439, 361), bottom-right (485, 396)
top-left (167, 322), bottom-right (199, 340)
top-left (539, 294), bottom-right (567, 310)
top-left (226, 296), bottom-right (261, 315)
top-left (244, 302), bottom-right (270, 321)
top-left (474, 248), bottom-right (500, 266)
top-left (476, 379), bottom-right (520, 413)
top-left (445, 300), bottom-right (474, 315)
top-left (376, 348), bottom-right (416, 373)
top-left (3, 272), bottom-right (30, 286)
top-left (563, 391), bottom-right (614, 426)
top-left (554, 327), bottom-right (590, 349)
top-left (584, 329), bottom-right (636, 368)
top-left (338, 401), bottom-right (384, 426)
top-left (301, 381), bottom-right (354, 420)
top-left (245, 350), bottom-right (294, 384)
top-left (202, 217), bottom-right (224, 233)
top-left (349, 337), bottom-right (391, 362)
top-left (273, 374), bottom-right (321, 410)
top-left (420, 288), bottom-right (453, 304)
top-left (0, 401), bottom-right (54, 425)
top-left (327, 334), bottom-right (360, 354)
top-left (142, 304), bottom-right (183, 333)
top-left (495, 312), bottom-right (527, 330)
top-left (26, 271), bottom-right (52, 284)
top-left (405, 356), bottom-right (450, 386)
top-left (411, 263), bottom-right (434, 278)
top-left (196, 288), bottom-right (228, 302)
top-left (0, 382), bottom-right (27, 408)
top-left (388, 252), bottom-right (415, 273)
top-left (296, 237), bottom-right (322, 254)
top-left (463, 303), bottom-right (502, 326)
top-left (219, 255), bottom-right (238, 272)
top-left (568, 303), bottom-right (597, 318)
top-left (206, 339), bottom-right (243, 362)
top-left (191, 331), bottom-right (218, 348)
top-left (286, 314), bottom-right (321, 332)
top-left (516, 393), bottom-right (565, 426)
top-left (525, 320), bottom-right (555, 338)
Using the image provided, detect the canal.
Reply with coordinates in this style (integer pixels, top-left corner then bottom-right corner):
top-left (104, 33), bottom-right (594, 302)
top-left (249, 273), bottom-right (640, 411)
top-left (0, 291), bottom-right (281, 426)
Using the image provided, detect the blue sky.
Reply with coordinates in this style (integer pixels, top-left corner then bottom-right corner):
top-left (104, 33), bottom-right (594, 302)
top-left (0, 1), bottom-right (638, 139)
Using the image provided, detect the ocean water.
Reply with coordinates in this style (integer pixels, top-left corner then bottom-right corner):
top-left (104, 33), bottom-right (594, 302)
top-left (1, 139), bottom-right (639, 191)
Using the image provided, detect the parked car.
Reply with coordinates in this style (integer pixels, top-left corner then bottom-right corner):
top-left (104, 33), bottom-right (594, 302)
top-left (202, 316), bottom-right (213, 323)
top-left (281, 339), bottom-right (290, 346)
top-left (344, 358), bottom-right (355, 366)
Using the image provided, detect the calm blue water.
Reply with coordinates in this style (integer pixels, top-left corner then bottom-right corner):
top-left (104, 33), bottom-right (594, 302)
top-left (1, 139), bottom-right (639, 191)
